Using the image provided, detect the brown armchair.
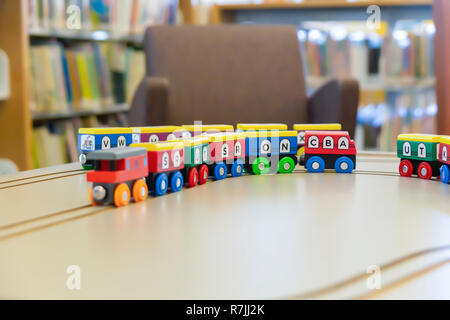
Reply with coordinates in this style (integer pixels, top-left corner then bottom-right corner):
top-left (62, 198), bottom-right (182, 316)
top-left (129, 25), bottom-right (359, 137)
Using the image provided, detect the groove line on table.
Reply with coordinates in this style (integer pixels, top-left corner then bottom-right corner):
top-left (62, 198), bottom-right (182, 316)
top-left (285, 245), bottom-right (450, 299)
top-left (0, 206), bottom-right (111, 242)
top-left (0, 169), bottom-right (84, 185)
top-left (0, 172), bottom-right (86, 190)
top-left (354, 257), bottom-right (450, 299)
top-left (0, 205), bottom-right (92, 231)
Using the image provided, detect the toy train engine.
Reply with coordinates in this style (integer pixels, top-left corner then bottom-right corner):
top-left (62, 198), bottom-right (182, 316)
top-left (207, 132), bottom-right (246, 180)
top-left (78, 128), bottom-right (133, 169)
top-left (301, 131), bottom-right (356, 173)
top-left (397, 134), bottom-right (441, 180)
top-left (181, 136), bottom-right (211, 187)
top-left (245, 130), bottom-right (298, 175)
top-left (86, 147), bottom-right (149, 207)
top-left (131, 141), bottom-right (185, 196)
top-left (293, 123), bottom-right (342, 158)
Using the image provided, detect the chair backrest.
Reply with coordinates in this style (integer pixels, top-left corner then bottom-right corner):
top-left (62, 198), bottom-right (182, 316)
top-left (143, 25), bottom-right (308, 126)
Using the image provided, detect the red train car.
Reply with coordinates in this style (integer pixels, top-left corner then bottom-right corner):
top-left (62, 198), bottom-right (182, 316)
top-left (301, 131), bottom-right (357, 173)
top-left (131, 141), bottom-right (185, 196)
top-left (207, 132), bottom-right (246, 180)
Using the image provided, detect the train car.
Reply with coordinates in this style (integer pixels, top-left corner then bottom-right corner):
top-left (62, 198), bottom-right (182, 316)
top-left (293, 123), bottom-right (342, 157)
top-left (131, 126), bottom-right (190, 144)
top-left (301, 131), bottom-right (356, 173)
top-left (397, 134), bottom-right (441, 180)
top-left (78, 127), bottom-right (133, 169)
top-left (130, 141), bottom-right (185, 196)
top-left (438, 136), bottom-right (450, 184)
top-left (181, 124), bottom-right (234, 137)
top-left (244, 130), bottom-right (298, 175)
top-left (181, 136), bottom-right (211, 187)
top-left (236, 123), bottom-right (288, 132)
top-left (207, 132), bottom-right (246, 180)
top-left (86, 147), bottom-right (149, 207)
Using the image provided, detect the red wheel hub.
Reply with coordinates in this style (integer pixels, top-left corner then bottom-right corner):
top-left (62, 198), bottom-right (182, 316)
top-left (417, 162), bottom-right (433, 180)
top-left (188, 167), bottom-right (198, 188)
top-left (399, 160), bottom-right (413, 177)
top-left (198, 165), bottom-right (209, 185)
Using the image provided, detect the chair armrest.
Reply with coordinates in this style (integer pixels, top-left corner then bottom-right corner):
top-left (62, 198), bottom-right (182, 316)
top-left (307, 78), bottom-right (359, 138)
top-left (128, 77), bottom-right (169, 126)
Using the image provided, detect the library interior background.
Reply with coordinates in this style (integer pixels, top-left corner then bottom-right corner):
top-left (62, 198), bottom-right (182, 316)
top-left (0, 0), bottom-right (445, 172)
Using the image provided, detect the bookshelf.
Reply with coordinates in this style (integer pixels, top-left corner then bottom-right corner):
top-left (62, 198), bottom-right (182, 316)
top-left (307, 77), bottom-right (436, 93)
top-left (0, 0), bottom-right (194, 170)
top-left (210, 0), bottom-right (445, 151)
top-left (211, 0), bottom-right (434, 23)
top-left (29, 29), bottom-right (144, 45)
top-left (32, 103), bottom-right (129, 122)
top-left (0, 0), bottom-right (32, 170)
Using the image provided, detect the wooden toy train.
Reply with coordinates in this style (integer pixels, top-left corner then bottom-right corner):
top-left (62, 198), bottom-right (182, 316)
top-left (80, 123), bottom-right (360, 207)
top-left (81, 123), bottom-right (450, 208)
top-left (397, 133), bottom-right (450, 184)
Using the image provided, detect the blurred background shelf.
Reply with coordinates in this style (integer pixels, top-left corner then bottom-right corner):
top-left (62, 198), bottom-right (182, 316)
top-left (0, 0), bottom-right (194, 170)
top-left (209, 0), bottom-right (441, 152)
top-left (307, 77), bottom-right (436, 92)
top-left (214, 0), bottom-right (432, 10)
top-left (24, 0), bottom-right (185, 169)
top-left (29, 29), bottom-right (144, 45)
top-left (32, 103), bottom-right (129, 122)
top-left (212, 0), bottom-right (434, 24)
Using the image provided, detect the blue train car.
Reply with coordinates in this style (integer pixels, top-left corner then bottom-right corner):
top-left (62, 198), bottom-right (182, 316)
top-left (244, 130), bottom-right (297, 174)
top-left (78, 128), bottom-right (133, 169)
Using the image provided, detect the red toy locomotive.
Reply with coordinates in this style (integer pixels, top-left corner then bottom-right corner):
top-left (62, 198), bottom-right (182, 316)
top-left (86, 147), bottom-right (149, 207)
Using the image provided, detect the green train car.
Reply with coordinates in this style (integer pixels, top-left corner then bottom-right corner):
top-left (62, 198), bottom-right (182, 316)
top-left (181, 136), bottom-right (211, 187)
top-left (397, 134), bottom-right (441, 180)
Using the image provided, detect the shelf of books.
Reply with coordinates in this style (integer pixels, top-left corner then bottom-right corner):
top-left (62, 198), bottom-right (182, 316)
top-left (28, 0), bottom-right (178, 34)
top-left (211, 0), bottom-right (434, 24)
top-left (298, 20), bottom-right (436, 152)
top-left (27, 0), bottom-right (179, 168)
top-left (29, 29), bottom-right (144, 44)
